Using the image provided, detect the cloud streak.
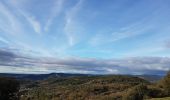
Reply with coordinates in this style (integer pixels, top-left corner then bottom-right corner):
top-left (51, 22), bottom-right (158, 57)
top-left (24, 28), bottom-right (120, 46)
top-left (22, 13), bottom-right (41, 34)
top-left (64, 0), bottom-right (84, 46)
top-left (5, 0), bottom-right (42, 34)
top-left (0, 49), bottom-right (169, 75)
top-left (44, 0), bottom-right (64, 31)
top-left (0, 2), bottom-right (24, 35)
top-left (165, 40), bottom-right (170, 49)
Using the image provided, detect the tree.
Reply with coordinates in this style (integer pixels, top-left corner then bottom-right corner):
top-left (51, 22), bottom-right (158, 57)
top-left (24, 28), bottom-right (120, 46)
top-left (0, 77), bottom-right (20, 100)
top-left (159, 71), bottom-right (170, 95)
top-left (122, 84), bottom-right (148, 100)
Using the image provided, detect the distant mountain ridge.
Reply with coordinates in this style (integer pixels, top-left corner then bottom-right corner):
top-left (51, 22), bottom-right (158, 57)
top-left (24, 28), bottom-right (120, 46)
top-left (134, 74), bottom-right (164, 82)
top-left (0, 73), bottom-right (91, 80)
top-left (0, 73), bottom-right (164, 82)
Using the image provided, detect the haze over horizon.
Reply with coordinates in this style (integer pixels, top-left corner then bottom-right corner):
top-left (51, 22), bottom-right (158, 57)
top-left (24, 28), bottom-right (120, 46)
top-left (0, 0), bottom-right (170, 75)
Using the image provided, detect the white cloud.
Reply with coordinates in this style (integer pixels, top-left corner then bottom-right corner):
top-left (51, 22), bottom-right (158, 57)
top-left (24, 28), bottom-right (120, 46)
top-left (0, 1), bottom-right (42, 36)
top-left (89, 19), bottom-right (152, 46)
top-left (0, 37), bottom-right (9, 44)
top-left (64, 0), bottom-right (84, 46)
top-left (0, 49), bottom-right (169, 74)
top-left (4, 0), bottom-right (42, 34)
top-left (165, 40), bottom-right (170, 49)
top-left (0, 2), bottom-right (24, 35)
top-left (24, 14), bottom-right (41, 34)
top-left (44, 0), bottom-right (64, 31)
top-left (6, 0), bottom-right (64, 34)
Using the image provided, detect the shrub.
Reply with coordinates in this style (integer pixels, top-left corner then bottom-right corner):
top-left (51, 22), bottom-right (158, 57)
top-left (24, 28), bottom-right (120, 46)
top-left (147, 85), bottom-right (167, 98)
top-left (0, 77), bottom-right (20, 100)
top-left (122, 84), bottom-right (148, 100)
top-left (159, 71), bottom-right (170, 95)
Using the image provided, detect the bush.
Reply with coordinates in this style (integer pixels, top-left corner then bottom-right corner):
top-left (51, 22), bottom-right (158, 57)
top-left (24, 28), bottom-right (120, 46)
top-left (159, 71), bottom-right (170, 95)
top-left (0, 77), bottom-right (20, 100)
top-left (147, 85), bottom-right (168, 98)
top-left (122, 84), bottom-right (148, 100)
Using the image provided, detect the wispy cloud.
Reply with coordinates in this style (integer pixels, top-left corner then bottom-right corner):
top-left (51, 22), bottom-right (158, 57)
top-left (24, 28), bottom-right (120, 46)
top-left (64, 0), bottom-right (84, 46)
top-left (22, 13), bottom-right (42, 34)
top-left (6, 0), bottom-right (63, 34)
top-left (165, 40), bottom-right (170, 49)
top-left (5, 0), bottom-right (42, 34)
top-left (44, 0), bottom-right (64, 31)
top-left (89, 18), bottom-right (153, 46)
top-left (0, 37), bottom-right (9, 44)
top-left (89, 3), bottom-right (169, 46)
top-left (0, 2), bottom-right (24, 35)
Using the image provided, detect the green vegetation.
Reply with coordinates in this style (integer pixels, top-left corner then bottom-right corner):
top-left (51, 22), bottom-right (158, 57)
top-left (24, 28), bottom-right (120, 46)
top-left (147, 71), bottom-right (170, 100)
top-left (159, 71), bottom-right (170, 95)
top-left (148, 97), bottom-right (170, 100)
top-left (19, 75), bottom-right (149, 100)
top-left (0, 77), bottom-right (20, 100)
top-left (122, 84), bottom-right (148, 100)
top-left (1, 72), bottom-right (170, 100)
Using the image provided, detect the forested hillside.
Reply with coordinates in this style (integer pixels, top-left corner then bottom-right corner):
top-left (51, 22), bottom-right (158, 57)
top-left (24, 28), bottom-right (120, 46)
top-left (0, 72), bottom-right (170, 100)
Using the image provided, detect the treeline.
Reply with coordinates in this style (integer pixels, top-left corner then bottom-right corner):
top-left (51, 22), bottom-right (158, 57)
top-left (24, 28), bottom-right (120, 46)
top-left (0, 77), bottom-right (20, 100)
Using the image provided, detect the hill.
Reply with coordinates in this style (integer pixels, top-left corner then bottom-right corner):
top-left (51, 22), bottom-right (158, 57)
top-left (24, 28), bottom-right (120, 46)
top-left (135, 75), bottom-right (163, 82)
top-left (0, 72), bottom-right (169, 100)
top-left (19, 75), bottom-right (149, 100)
top-left (0, 73), bottom-right (91, 80)
top-left (0, 73), bottom-right (163, 82)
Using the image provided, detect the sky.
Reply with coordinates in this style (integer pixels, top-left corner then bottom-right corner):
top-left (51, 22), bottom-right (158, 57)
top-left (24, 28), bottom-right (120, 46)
top-left (0, 0), bottom-right (170, 75)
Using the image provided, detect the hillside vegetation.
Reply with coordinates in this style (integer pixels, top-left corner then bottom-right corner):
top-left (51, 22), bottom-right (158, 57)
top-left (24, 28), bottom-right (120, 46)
top-left (20, 75), bottom-right (149, 100)
top-left (0, 77), bottom-right (20, 100)
top-left (0, 72), bottom-right (170, 100)
top-left (148, 97), bottom-right (170, 100)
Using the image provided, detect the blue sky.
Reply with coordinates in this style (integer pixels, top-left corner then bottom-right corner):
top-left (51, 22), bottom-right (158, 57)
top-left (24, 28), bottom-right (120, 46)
top-left (0, 0), bottom-right (170, 74)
